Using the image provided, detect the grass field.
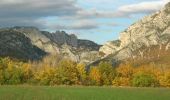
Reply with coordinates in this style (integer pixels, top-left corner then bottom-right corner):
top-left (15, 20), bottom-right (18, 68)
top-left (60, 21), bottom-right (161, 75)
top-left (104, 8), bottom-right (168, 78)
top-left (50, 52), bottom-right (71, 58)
top-left (0, 86), bottom-right (170, 100)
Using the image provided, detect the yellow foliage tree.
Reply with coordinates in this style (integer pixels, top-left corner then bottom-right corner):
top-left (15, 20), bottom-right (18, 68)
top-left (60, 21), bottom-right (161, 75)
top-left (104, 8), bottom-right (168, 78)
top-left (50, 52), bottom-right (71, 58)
top-left (117, 63), bottom-right (134, 78)
top-left (58, 59), bottom-right (79, 85)
top-left (76, 63), bottom-right (87, 85)
top-left (89, 67), bottom-right (101, 86)
top-left (22, 63), bottom-right (33, 82)
top-left (34, 67), bottom-right (57, 85)
top-left (113, 63), bottom-right (134, 86)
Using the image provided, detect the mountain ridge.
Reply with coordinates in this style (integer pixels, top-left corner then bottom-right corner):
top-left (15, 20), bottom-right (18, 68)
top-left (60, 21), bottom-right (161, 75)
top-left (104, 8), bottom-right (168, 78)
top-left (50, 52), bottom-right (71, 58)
top-left (0, 2), bottom-right (170, 66)
top-left (0, 26), bottom-right (101, 63)
top-left (99, 2), bottom-right (170, 63)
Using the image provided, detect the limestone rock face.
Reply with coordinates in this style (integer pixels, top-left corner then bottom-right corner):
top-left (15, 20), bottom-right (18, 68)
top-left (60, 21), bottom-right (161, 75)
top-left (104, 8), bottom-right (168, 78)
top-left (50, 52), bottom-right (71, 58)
top-left (13, 26), bottom-right (60, 54)
top-left (78, 39), bottom-right (101, 51)
top-left (0, 26), bottom-right (100, 64)
top-left (0, 29), bottom-right (46, 60)
top-left (99, 40), bottom-right (120, 55)
top-left (100, 2), bottom-right (170, 61)
top-left (42, 31), bottom-right (78, 47)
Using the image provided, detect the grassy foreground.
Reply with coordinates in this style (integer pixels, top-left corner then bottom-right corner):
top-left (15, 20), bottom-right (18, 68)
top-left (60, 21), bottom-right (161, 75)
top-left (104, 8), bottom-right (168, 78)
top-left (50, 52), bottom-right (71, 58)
top-left (0, 86), bottom-right (170, 100)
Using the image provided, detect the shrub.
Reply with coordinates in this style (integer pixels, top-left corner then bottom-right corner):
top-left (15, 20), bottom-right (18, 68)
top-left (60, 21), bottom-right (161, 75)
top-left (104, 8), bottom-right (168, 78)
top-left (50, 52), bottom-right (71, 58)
top-left (132, 72), bottom-right (159, 87)
top-left (98, 62), bottom-right (116, 85)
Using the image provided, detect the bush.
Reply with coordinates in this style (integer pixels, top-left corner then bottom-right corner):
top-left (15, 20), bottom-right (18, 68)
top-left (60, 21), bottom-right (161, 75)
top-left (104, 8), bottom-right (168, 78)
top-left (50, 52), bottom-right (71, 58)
top-left (98, 62), bottom-right (116, 85)
top-left (132, 72), bottom-right (159, 87)
top-left (4, 65), bottom-right (24, 85)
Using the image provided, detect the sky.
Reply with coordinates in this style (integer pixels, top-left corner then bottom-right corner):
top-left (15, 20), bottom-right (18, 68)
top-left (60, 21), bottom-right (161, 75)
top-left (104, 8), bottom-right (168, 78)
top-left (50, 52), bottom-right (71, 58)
top-left (0, 0), bottom-right (169, 44)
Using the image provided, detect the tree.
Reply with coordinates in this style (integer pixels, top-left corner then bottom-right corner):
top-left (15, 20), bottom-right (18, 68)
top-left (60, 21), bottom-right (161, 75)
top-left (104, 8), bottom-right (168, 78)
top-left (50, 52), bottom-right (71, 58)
top-left (34, 67), bottom-right (57, 85)
top-left (58, 59), bottom-right (79, 85)
top-left (132, 72), bottom-right (159, 87)
top-left (76, 63), bottom-right (87, 85)
top-left (113, 63), bottom-right (134, 86)
top-left (164, 71), bottom-right (170, 87)
top-left (159, 70), bottom-right (170, 87)
top-left (89, 67), bottom-right (101, 86)
top-left (22, 63), bottom-right (33, 83)
top-left (116, 63), bottom-right (134, 78)
top-left (98, 62), bottom-right (115, 85)
top-left (3, 61), bottom-right (24, 85)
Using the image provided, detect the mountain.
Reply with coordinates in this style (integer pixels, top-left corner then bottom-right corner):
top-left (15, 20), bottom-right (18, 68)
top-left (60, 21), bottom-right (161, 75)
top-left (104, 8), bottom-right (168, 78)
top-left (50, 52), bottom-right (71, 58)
top-left (41, 31), bottom-right (78, 47)
top-left (1, 2), bottom-right (169, 65)
top-left (0, 29), bottom-right (46, 60)
top-left (0, 26), bottom-right (101, 63)
top-left (98, 2), bottom-right (170, 64)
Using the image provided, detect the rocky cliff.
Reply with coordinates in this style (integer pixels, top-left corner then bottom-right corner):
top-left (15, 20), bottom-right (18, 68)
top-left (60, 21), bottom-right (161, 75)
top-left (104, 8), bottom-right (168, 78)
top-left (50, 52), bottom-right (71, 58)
top-left (42, 31), bottom-right (78, 47)
top-left (0, 29), bottom-right (46, 60)
top-left (0, 26), bottom-right (101, 63)
top-left (99, 2), bottom-right (170, 62)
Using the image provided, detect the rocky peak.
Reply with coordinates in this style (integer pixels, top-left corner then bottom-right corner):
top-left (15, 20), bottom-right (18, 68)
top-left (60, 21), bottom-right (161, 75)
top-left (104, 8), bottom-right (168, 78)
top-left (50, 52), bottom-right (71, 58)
top-left (11, 26), bottom-right (59, 54)
top-left (0, 26), bottom-right (101, 64)
top-left (42, 31), bottom-right (78, 47)
top-left (119, 2), bottom-right (170, 48)
top-left (165, 2), bottom-right (170, 10)
top-left (100, 2), bottom-right (170, 60)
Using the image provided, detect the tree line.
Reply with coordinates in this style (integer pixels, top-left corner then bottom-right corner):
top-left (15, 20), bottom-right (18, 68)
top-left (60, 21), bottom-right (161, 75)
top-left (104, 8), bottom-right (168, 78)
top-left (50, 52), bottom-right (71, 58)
top-left (0, 56), bottom-right (170, 87)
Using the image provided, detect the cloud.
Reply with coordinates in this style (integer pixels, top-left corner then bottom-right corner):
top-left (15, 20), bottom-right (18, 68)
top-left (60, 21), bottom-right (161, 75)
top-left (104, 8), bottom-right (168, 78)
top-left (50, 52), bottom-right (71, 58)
top-left (115, 0), bottom-right (169, 17)
top-left (45, 20), bottom-right (98, 30)
top-left (0, 0), bottom-right (79, 18)
top-left (63, 0), bottom-right (169, 19)
top-left (0, 0), bottom-right (169, 31)
top-left (0, 0), bottom-right (81, 28)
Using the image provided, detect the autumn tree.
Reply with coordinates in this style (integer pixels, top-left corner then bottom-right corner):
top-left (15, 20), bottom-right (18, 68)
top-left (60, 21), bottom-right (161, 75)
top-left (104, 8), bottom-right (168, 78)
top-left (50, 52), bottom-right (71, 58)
top-left (113, 63), bottom-right (134, 86)
top-left (34, 67), bottom-right (57, 85)
top-left (21, 63), bottom-right (33, 83)
top-left (57, 59), bottom-right (79, 85)
top-left (89, 67), bottom-right (101, 86)
top-left (76, 63), bottom-right (87, 85)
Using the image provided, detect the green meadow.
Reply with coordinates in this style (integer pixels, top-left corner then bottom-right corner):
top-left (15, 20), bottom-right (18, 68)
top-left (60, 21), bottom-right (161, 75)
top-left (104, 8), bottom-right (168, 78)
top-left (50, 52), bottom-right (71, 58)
top-left (0, 86), bottom-right (170, 100)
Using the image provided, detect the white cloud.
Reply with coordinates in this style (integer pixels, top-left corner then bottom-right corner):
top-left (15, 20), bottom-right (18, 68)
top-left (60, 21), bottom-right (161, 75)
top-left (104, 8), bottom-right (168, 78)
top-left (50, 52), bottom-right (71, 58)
top-left (116, 0), bottom-right (169, 16)
top-left (63, 0), bottom-right (169, 19)
top-left (0, 0), bottom-right (169, 30)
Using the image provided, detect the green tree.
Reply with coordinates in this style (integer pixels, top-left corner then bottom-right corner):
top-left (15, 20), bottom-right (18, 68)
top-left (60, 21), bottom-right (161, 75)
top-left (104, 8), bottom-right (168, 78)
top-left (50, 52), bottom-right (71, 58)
top-left (58, 59), bottom-right (79, 85)
top-left (98, 62), bottom-right (115, 85)
top-left (132, 72), bottom-right (159, 87)
top-left (3, 62), bottom-right (24, 85)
